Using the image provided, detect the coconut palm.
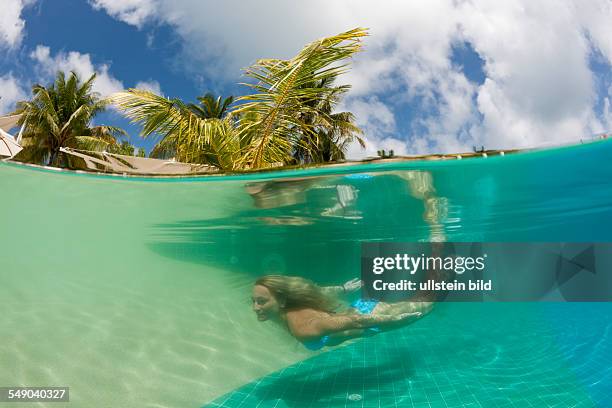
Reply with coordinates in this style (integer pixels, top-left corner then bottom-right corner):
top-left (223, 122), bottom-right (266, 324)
top-left (189, 93), bottom-right (234, 119)
top-left (112, 27), bottom-right (368, 170)
top-left (113, 90), bottom-right (242, 169)
top-left (293, 77), bottom-right (364, 163)
top-left (233, 28), bottom-right (367, 168)
top-left (12, 71), bottom-right (125, 167)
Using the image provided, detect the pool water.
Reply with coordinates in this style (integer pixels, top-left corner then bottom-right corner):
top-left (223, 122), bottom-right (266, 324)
top-left (1, 139), bottom-right (612, 407)
top-left (208, 303), bottom-right (612, 408)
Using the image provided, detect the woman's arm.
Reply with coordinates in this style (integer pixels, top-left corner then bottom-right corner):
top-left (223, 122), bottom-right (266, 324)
top-left (320, 278), bottom-right (362, 298)
top-left (320, 286), bottom-right (344, 297)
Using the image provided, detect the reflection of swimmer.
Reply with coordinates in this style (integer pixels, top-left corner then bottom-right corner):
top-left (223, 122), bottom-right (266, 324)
top-left (320, 184), bottom-right (362, 219)
top-left (245, 176), bottom-right (362, 220)
top-left (245, 170), bottom-right (448, 232)
top-left (257, 216), bottom-right (314, 226)
top-left (251, 275), bottom-right (434, 351)
top-left (388, 170), bottom-right (448, 242)
top-left (245, 177), bottom-right (320, 209)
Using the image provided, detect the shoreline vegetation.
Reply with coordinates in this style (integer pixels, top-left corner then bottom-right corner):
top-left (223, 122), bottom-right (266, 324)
top-left (0, 144), bottom-right (581, 179)
top-left (9, 28), bottom-right (369, 174)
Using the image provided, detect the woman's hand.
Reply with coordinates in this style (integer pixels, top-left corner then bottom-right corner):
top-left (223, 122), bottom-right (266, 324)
top-left (342, 278), bottom-right (362, 293)
top-left (320, 278), bottom-right (362, 298)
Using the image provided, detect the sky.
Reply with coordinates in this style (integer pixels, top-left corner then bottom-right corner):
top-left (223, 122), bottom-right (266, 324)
top-left (1, 0), bottom-right (611, 158)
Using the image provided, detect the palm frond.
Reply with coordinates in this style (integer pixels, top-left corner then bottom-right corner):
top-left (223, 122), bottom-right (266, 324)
top-left (89, 125), bottom-right (128, 139)
top-left (234, 27), bottom-right (367, 168)
top-left (68, 136), bottom-right (111, 151)
top-left (111, 89), bottom-right (241, 169)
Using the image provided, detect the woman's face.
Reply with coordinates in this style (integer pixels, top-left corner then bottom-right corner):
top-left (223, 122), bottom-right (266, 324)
top-left (252, 284), bottom-right (282, 321)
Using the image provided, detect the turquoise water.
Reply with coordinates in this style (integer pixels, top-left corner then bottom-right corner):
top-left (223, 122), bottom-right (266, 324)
top-left (1, 139), bottom-right (612, 407)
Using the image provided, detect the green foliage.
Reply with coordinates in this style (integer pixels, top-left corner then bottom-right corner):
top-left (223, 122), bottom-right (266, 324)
top-left (11, 71), bottom-right (126, 167)
top-left (107, 140), bottom-right (135, 156)
top-left (112, 90), bottom-right (241, 169)
top-left (292, 77), bottom-right (364, 163)
top-left (188, 93), bottom-right (234, 119)
top-left (377, 149), bottom-right (395, 158)
top-left (112, 28), bottom-right (367, 171)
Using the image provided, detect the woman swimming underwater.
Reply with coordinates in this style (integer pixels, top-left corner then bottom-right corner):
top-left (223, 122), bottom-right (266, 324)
top-left (251, 170), bottom-right (446, 350)
top-left (252, 275), bottom-right (435, 350)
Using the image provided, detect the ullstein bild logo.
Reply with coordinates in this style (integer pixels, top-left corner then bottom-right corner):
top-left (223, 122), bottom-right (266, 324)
top-left (360, 242), bottom-right (612, 302)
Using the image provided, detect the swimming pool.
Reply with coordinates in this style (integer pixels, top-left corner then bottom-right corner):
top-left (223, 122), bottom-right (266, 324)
top-left (1, 139), bottom-right (611, 407)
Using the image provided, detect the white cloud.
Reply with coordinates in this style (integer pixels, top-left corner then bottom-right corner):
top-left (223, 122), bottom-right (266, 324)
top-left (344, 97), bottom-right (396, 137)
top-left (343, 96), bottom-right (399, 159)
top-left (573, 0), bottom-right (612, 64)
top-left (89, 0), bottom-right (159, 28)
top-left (457, 1), bottom-right (600, 149)
top-left (0, 0), bottom-right (34, 49)
top-left (29, 45), bottom-right (124, 97)
top-left (28, 46), bottom-right (165, 102)
top-left (347, 136), bottom-right (409, 160)
top-left (93, 0), bottom-right (612, 157)
top-left (601, 85), bottom-right (612, 132)
top-left (134, 79), bottom-right (162, 95)
top-left (0, 73), bottom-right (27, 115)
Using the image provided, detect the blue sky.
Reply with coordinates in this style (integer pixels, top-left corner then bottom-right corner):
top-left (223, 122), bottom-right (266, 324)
top-left (1, 0), bottom-right (611, 158)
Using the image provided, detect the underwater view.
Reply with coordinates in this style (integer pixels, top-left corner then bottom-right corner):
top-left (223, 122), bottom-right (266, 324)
top-left (2, 139), bottom-right (612, 408)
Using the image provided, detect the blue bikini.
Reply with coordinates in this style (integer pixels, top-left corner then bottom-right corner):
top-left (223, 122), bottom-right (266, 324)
top-left (302, 299), bottom-right (380, 351)
top-left (351, 299), bottom-right (379, 314)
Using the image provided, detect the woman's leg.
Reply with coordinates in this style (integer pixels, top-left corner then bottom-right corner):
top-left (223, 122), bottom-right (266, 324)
top-left (371, 297), bottom-right (434, 317)
top-left (367, 172), bottom-right (446, 321)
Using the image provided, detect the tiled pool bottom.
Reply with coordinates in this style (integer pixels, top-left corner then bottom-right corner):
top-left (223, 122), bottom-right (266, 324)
top-left (205, 303), bottom-right (611, 408)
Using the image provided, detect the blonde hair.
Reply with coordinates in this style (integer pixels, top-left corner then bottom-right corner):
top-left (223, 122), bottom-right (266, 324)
top-left (255, 275), bottom-right (339, 313)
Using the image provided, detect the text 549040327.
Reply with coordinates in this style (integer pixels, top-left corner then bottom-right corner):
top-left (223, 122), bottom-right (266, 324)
top-left (0, 387), bottom-right (69, 402)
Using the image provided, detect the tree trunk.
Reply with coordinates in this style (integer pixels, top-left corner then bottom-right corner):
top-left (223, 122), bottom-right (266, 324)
top-left (48, 149), bottom-right (59, 167)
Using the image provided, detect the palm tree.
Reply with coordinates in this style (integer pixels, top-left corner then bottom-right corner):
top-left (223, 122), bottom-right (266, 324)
top-left (112, 27), bottom-right (368, 170)
top-left (114, 90), bottom-right (241, 168)
top-left (233, 28), bottom-right (367, 169)
top-left (12, 71), bottom-right (126, 167)
top-left (293, 77), bottom-right (364, 163)
top-left (188, 93), bottom-right (234, 119)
